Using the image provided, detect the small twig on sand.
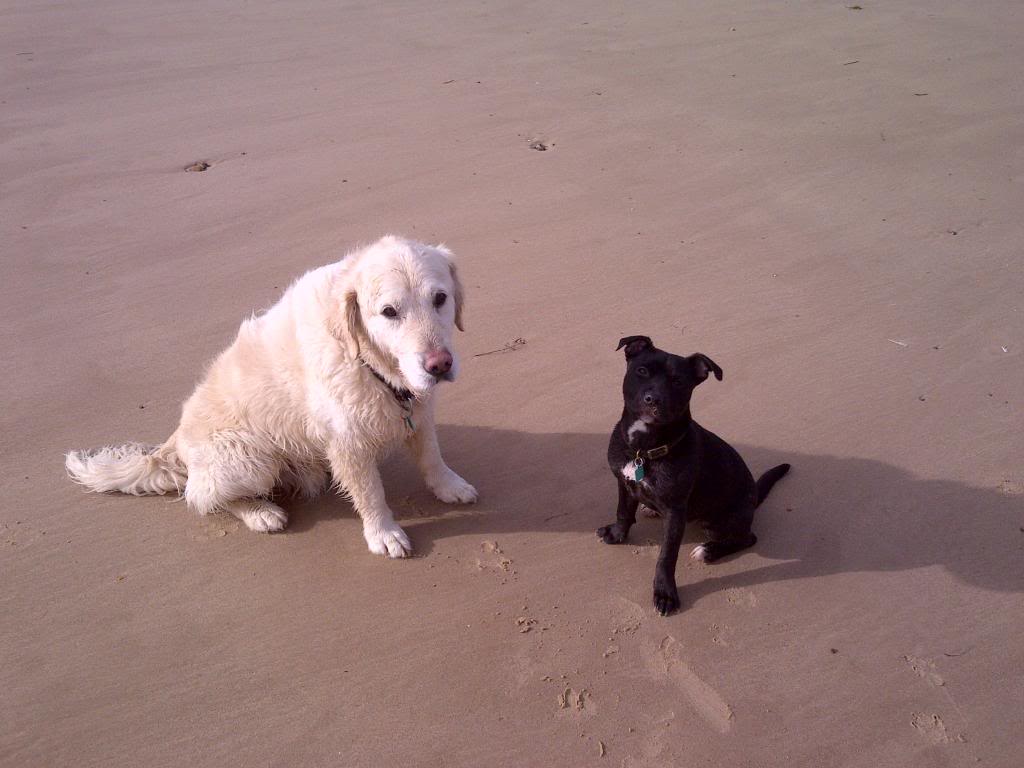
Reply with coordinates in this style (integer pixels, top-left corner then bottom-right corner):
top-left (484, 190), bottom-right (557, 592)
top-left (543, 512), bottom-right (569, 523)
top-left (843, 60), bottom-right (860, 66)
top-left (887, 339), bottom-right (908, 347)
top-left (474, 337), bottom-right (526, 357)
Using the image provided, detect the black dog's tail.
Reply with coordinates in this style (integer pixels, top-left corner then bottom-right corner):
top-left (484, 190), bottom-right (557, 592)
top-left (755, 463), bottom-right (791, 507)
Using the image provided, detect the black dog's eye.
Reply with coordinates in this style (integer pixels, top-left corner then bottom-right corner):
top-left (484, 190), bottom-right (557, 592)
top-left (434, 292), bottom-right (447, 309)
top-left (381, 305), bottom-right (398, 319)
top-left (636, 366), bottom-right (649, 377)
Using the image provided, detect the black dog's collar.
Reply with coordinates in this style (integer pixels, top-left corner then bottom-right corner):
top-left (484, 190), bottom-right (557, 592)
top-left (620, 423), bottom-right (688, 461)
top-left (361, 359), bottom-right (414, 403)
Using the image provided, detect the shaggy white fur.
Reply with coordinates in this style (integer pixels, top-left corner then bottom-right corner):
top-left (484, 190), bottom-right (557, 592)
top-left (66, 235), bottom-right (477, 557)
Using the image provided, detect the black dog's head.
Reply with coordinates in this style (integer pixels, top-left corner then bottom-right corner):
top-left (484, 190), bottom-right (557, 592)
top-left (616, 335), bottom-right (722, 425)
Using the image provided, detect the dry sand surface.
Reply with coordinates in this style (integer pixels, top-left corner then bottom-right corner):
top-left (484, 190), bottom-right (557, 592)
top-left (3, 1), bottom-right (1023, 766)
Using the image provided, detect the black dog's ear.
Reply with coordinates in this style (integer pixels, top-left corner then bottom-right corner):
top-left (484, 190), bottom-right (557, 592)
top-left (690, 353), bottom-right (723, 383)
top-left (616, 335), bottom-right (653, 359)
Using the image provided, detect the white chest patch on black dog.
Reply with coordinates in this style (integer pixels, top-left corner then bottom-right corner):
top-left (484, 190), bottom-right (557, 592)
top-left (626, 419), bottom-right (648, 442)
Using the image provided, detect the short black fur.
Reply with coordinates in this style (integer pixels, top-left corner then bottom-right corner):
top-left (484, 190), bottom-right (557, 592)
top-left (597, 335), bottom-right (790, 615)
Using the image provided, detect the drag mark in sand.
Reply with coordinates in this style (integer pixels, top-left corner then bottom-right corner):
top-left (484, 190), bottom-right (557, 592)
top-left (910, 712), bottom-right (962, 744)
top-left (646, 636), bottom-right (734, 733)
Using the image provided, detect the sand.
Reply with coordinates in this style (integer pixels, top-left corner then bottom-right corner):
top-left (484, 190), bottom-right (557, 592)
top-left (2, 1), bottom-right (1022, 766)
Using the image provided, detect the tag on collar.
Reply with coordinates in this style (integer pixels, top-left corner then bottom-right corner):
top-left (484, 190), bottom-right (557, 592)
top-left (633, 455), bottom-right (645, 481)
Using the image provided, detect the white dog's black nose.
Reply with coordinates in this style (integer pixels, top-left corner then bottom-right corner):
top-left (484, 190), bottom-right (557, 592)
top-left (425, 349), bottom-right (453, 377)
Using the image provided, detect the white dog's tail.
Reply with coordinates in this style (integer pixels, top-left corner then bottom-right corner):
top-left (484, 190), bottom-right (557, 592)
top-left (65, 440), bottom-right (186, 496)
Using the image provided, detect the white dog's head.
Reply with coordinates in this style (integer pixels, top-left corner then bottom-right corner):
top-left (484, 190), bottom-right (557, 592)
top-left (335, 236), bottom-right (465, 396)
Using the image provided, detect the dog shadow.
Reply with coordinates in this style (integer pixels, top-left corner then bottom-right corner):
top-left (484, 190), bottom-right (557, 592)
top-left (286, 425), bottom-right (1024, 598)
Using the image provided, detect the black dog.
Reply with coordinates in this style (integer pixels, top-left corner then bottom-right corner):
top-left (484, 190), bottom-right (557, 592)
top-left (597, 336), bottom-right (790, 615)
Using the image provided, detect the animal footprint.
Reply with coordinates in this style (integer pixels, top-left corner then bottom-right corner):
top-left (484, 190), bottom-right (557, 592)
top-left (709, 623), bottom-right (731, 646)
top-left (557, 686), bottom-right (590, 712)
top-left (725, 588), bottom-right (757, 608)
top-left (476, 540), bottom-right (516, 577)
top-left (998, 479), bottom-right (1023, 495)
top-left (608, 597), bottom-right (645, 638)
top-left (903, 655), bottom-right (945, 687)
top-left (4, 520), bottom-right (50, 548)
top-left (515, 616), bottom-right (538, 633)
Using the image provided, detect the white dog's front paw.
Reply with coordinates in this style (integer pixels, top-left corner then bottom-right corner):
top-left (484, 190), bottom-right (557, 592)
top-left (364, 522), bottom-right (413, 558)
top-left (428, 470), bottom-right (478, 504)
top-left (236, 501), bottom-right (288, 533)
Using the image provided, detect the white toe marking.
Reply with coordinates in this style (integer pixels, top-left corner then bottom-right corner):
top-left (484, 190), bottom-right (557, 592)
top-left (690, 545), bottom-right (708, 561)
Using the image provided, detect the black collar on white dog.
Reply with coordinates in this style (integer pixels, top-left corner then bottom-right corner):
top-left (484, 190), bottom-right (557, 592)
top-left (361, 360), bottom-right (414, 403)
top-left (361, 359), bottom-right (416, 432)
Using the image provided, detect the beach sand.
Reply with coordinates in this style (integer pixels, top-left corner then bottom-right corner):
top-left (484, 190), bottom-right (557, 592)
top-left (2, 1), bottom-right (1022, 766)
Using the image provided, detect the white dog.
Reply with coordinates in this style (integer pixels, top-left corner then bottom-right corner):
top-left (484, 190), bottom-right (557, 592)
top-left (66, 235), bottom-right (477, 557)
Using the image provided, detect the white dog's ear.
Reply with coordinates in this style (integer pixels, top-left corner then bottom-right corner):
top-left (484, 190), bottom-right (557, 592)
top-left (344, 290), bottom-right (363, 358)
top-left (329, 287), bottom-right (363, 359)
top-left (449, 262), bottom-right (465, 332)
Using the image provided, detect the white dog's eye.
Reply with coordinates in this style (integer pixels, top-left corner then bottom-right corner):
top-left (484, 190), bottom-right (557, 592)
top-left (381, 305), bottom-right (398, 319)
top-left (434, 292), bottom-right (447, 309)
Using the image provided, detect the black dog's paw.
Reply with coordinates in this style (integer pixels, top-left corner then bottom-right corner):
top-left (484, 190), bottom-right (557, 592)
top-left (597, 523), bottom-right (630, 544)
top-left (652, 579), bottom-right (680, 616)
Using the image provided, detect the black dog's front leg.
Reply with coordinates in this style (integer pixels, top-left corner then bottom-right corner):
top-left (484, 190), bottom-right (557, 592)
top-left (597, 478), bottom-right (639, 544)
top-left (653, 508), bottom-right (687, 615)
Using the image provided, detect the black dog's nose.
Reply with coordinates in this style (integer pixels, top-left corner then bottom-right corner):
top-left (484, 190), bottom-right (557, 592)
top-left (643, 392), bottom-right (660, 406)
